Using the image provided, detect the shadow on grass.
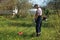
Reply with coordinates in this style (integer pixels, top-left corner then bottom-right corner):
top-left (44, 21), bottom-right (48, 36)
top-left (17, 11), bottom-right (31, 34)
top-left (7, 20), bottom-right (55, 28)
top-left (42, 21), bottom-right (56, 28)
top-left (17, 32), bottom-right (36, 38)
top-left (7, 22), bottom-right (34, 27)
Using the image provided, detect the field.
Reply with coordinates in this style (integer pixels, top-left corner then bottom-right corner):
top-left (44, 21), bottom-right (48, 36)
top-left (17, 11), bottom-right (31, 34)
top-left (0, 14), bottom-right (60, 40)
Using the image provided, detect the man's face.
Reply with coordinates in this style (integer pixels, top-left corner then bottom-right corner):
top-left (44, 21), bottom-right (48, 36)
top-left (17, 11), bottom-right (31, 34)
top-left (35, 6), bottom-right (38, 9)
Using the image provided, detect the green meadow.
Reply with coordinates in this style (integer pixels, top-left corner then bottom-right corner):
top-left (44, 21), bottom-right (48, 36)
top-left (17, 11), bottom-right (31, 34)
top-left (0, 14), bottom-right (60, 40)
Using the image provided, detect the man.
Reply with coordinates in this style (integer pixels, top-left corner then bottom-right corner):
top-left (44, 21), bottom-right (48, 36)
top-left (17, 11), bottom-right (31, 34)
top-left (34, 4), bottom-right (42, 37)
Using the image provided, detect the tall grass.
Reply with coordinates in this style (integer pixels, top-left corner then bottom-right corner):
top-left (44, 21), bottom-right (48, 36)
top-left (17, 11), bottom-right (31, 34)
top-left (0, 14), bottom-right (60, 40)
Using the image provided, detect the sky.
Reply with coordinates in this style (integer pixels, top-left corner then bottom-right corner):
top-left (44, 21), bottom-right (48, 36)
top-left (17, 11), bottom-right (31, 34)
top-left (29, 0), bottom-right (53, 7)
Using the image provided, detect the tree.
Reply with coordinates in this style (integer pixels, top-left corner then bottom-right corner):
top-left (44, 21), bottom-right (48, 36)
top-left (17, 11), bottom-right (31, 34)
top-left (0, 0), bottom-right (32, 18)
top-left (0, 0), bottom-right (17, 10)
top-left (47, 0), bottom-right (60, 15)
top-left (47, 0), bottom-right (60, 10)
top-left (17, 0), bottom-right (32, 18)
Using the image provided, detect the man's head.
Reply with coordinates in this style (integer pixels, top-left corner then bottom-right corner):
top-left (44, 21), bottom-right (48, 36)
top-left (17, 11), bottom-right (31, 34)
top-left (34, 4), bottom-right (38, 9)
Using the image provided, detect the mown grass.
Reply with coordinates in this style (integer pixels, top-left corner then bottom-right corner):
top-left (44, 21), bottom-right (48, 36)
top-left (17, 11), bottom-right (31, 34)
top-left (0, 14), bottom-right (60, 40)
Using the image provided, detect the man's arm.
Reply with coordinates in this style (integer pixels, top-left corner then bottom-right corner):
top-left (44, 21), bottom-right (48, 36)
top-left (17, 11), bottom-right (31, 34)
top-left (34, 11), bottom-right (38, 20)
